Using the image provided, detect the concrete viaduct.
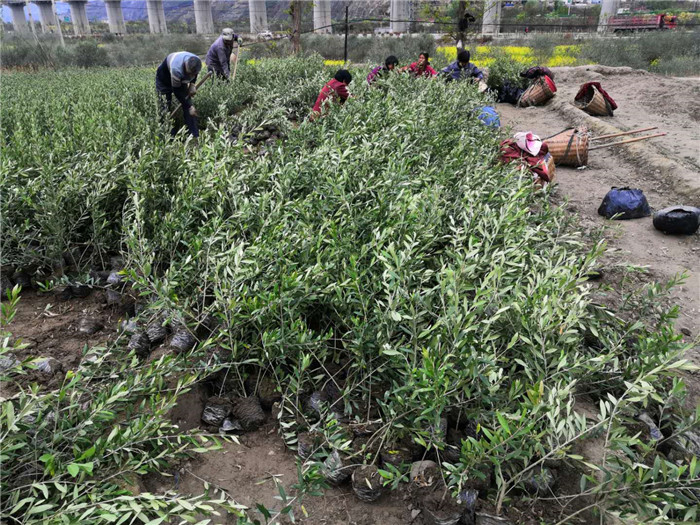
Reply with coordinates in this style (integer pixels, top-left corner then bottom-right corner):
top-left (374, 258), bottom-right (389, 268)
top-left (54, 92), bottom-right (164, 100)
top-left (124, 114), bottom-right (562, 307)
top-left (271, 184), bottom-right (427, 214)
top-left (1, 1), bottom-right (616, 38)
top-left (2, 0), bottom-right (338, 36)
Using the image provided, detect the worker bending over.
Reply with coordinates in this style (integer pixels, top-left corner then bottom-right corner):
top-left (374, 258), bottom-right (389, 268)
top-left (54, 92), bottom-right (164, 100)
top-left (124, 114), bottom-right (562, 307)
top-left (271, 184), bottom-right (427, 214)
top-left (206, 28), bottom-right (242, 81)
top-left (156, 51), bottom-right (201, 139)
top-left (367, 55), bottom-right (399, 86)
top-left (441, 50), bottom-right (484, 83)
top-left (311, 69), bottom-right (352, 120)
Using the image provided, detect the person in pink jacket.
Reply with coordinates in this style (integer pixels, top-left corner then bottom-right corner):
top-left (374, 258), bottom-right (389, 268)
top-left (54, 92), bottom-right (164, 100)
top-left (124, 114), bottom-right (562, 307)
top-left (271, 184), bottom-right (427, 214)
top-left (403, 52), bottom-right (437, 78)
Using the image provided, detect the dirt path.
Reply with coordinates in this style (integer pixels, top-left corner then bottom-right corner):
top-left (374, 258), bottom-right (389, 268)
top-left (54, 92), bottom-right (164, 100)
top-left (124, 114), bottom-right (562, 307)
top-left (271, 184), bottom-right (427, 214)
top-left (552, 65), bottom-right (700, 172)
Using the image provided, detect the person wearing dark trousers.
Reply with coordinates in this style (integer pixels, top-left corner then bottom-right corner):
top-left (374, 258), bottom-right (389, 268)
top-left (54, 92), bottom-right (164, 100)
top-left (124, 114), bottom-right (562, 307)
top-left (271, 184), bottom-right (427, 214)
top-left (205, 28), bottom-right (242, 81)
top-left (155, 51), bottom-right (202, 139)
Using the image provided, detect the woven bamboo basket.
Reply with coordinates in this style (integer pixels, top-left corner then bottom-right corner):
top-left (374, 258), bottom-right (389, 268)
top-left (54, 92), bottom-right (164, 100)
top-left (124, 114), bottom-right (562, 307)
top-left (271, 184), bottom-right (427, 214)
top-left (545, 128), bottom-right (589, 167)
top-left (576, 86), bottom-right (613, 116)
top-left (518, 77), bottom-right (555, 107)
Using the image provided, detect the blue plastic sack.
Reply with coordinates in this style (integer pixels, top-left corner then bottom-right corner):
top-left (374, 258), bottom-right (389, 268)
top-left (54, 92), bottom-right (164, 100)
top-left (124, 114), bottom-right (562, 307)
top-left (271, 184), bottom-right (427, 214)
top-left (598, 187), bottom-right (651, 220)
top-left (475, 106), bottom-right (500, 128)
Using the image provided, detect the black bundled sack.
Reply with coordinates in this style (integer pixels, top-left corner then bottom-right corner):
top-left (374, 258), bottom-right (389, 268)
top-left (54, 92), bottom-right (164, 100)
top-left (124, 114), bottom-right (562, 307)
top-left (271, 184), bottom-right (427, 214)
top-left (497, 80), bottom-right (525, 105)
top-left (653, 206), bottom-right (700, 235)
top-left (598, 187), bottom-right (651, 220)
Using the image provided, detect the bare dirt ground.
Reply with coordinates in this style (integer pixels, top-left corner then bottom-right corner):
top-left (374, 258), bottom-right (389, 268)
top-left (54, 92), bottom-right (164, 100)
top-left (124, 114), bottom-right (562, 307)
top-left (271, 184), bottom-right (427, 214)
top-left (2, 66), bottom-right (698, 524)
top-left (552, 65), bottom-right (700, 173)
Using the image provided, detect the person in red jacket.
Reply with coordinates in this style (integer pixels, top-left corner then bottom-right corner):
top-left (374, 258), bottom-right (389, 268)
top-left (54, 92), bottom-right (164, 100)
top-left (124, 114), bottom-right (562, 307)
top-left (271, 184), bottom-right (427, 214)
top-left (311, 69), bottom-right (352, 120)
top-left (403, 52), bottom-right (437, 78)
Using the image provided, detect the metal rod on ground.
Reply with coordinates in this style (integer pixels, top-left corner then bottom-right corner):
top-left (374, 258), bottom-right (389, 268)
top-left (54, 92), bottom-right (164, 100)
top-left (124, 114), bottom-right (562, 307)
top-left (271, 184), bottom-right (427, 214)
top-left (588, 133), bottom-right (667, 151)
top-left (170, 71), bottom-right (213, 119)
top-left (344, 6), bottom-right (349, 65)
top-left (591, 127), bottom-right (658, 141)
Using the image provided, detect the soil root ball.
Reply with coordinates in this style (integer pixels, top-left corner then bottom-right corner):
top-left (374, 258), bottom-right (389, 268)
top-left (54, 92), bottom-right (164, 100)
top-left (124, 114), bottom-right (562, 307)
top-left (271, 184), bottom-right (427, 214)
top-left (429, 417), bottom-right (448, 441)
top-left (381, 445), bottom-right (413, 469)
top-left (70, 285), bottom-right (91, 298)
top-left (522, 467), bottom-right (555, 495)
top-left (653, 206), bottom-right (700, 235)
top-left (12, 272), bottom-right (32, 290)
top-left (90, 270), bottom-right (111, 285)
top-left (350, 421), bottom-right (381, 437)
top-left (351, 435), bottom-right (380, 463)
top-left (79, 317), bottom-right (104, 335)
top-left (230, 396), bottom-right (266, 430)
top-left (322, 450), bottom-right (351, 485)
top-left (410, 461), bottom-right (440, 486)
top-left (668, 431), bottom-right (700, 462)
top-left (459, 489), bottom-right (478, 525)
top-left (420, 488), bottom-right (468, 525)
top-left (107, 271), bottom-right (124, 287)
top-left (201, 397), bottom-right (231, 427)
top-left (0, 356), bottom-right (21, 373)
top-left (351, 465), bottom-right (384, 502)
top-left (37, 357), bottom-right (63, 375)
top-left (460, 464), bottom-right (492, 495)
top-left (1, 274), bottom-right (13, 296)
top-left (106, 289), bottom-right (123, 306)
top-left (219, 418), bottom-right (243, 433)
top-left (170, 328), bottom-right (197, 353)
top-left (244, 373), bottom-right (281, 410)
top-left (297, 432), bottom-right (323, 459)
top-left (476, 514), bottom-right (513, 525)
top-left (120, 319), bottom-right (139, 334)
top-left (127, 332), bottom-right (151, 358)
top-left (307, 390), bottom-right (329, 415)
top-left (145, 322), bottom-right (167, 345)
top-left (110, 256), bottom-right (124, 270)
top-left (637, 412), bottom-right (663, 441)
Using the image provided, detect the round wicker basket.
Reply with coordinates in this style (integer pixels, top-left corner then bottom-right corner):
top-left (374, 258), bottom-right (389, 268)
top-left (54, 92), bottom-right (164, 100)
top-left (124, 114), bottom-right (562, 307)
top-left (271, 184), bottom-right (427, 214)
top-left (575, 86), bottom-right (613, 116)
top-left (545, 127), bottom-right (589, 167)
top-left (518, 77), bottom-right (555, 107)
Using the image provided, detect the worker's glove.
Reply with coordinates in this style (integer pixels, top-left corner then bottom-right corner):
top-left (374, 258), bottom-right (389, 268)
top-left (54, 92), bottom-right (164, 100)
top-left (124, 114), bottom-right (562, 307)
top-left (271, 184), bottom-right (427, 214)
top-left (237, 36), bottom-right (243, 45)
top-left (478, 80), bottom-right (488, 93)
top-left (187, 83), bottom-right (197, 97)
top-left (188, 105), bottom-right (198, 118)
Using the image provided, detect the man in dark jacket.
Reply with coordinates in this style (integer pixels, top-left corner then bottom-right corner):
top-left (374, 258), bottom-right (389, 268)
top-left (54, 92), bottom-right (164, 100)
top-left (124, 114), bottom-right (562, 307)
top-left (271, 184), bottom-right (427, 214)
top-left (441, 50), bottom-right (484, 83)
top-left (155, 51), bottom-right (201, 138)
top-left (206, 28), bottom-right (242, 81)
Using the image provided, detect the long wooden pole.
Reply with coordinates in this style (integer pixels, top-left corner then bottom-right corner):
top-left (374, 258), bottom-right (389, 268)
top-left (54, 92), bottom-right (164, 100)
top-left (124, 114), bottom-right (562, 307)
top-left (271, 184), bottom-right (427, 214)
top-left (591, 127), bottom-right (658, 141)
top-left (170, 71), bottom-right (213, 119)
top-left (230, 41), bottom-right (240, 85)
top-left (588, 133), bottom-right (666, 151)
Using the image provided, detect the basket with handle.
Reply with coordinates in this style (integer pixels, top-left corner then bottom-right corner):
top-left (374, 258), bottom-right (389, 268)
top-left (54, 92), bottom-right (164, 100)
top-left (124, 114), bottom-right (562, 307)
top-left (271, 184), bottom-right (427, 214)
top-left (575, 86), bottom-right (613, 116)
top-left (518, 76), bottom-right (555, 107)
top-left (545, 127), bottom-right (589, 167)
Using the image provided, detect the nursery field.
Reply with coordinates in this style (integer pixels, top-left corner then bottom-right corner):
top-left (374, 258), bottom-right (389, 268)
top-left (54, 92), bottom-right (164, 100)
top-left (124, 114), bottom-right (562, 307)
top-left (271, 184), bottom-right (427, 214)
top-left (1, 58), bottom-right (699, 524)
